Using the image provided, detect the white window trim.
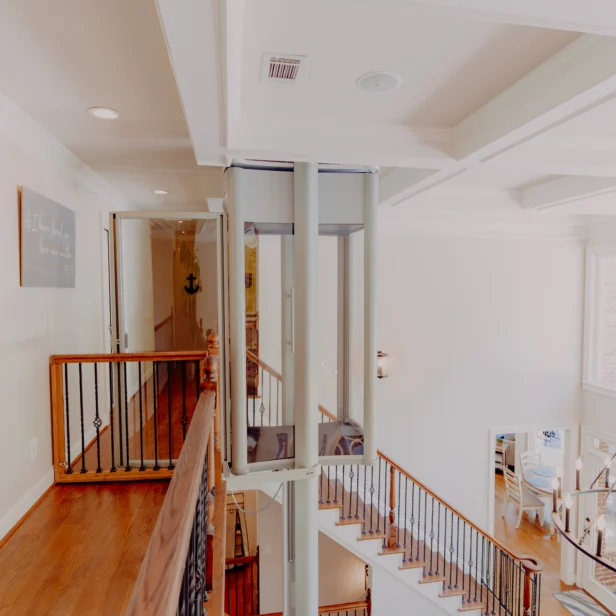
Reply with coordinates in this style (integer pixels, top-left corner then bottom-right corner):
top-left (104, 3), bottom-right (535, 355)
top-left (583, 246), bottom-right (616, 395)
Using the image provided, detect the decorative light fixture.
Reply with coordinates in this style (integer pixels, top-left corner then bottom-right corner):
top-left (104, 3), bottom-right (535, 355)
top-left (153, 189), bottom-right (169, 195)
top-left (357, 71), bottom-right (401, 93)
top-left (87, 106), bottom-right (120, 120)
top-left (377, 351), bottom-right (389, 379)
top-left (553, 453), bottom-right (616, 572)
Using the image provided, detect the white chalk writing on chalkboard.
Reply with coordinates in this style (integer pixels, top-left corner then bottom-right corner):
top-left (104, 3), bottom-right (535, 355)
top-left (19, 187), bottom-right (76, 287)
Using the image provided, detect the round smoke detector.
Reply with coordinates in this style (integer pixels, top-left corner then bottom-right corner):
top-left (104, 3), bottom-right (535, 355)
top-left (356, 71), bottom-right (401, 93)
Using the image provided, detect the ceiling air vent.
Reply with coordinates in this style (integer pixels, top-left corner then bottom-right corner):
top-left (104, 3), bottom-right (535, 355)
top-left (263, 53), bottom-right (305, 82)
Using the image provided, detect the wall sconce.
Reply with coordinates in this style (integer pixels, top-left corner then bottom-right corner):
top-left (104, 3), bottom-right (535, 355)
top-left (377, 351), bottom-right (389, 379)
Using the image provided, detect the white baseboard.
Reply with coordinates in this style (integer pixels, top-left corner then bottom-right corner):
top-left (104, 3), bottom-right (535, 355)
top-left (0, 467), bottom-right (54, 542)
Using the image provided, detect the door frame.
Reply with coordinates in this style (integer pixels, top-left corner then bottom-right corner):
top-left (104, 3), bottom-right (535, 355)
top-left (109, 210), bottom-right (229, 461)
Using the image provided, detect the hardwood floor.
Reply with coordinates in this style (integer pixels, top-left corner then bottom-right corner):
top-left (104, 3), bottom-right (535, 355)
top-left (0, 481), bottom-right (168, 616)
top-left (494, 472), bottom-right (575, 616)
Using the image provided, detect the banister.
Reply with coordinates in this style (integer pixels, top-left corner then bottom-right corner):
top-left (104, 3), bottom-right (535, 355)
top-left (154, 313), bottom-right (173, 332)
top-left (126, 390), bottom-right (216, 616)
top-left (246, 349), bottom-right (282, 382)
top-left (50, 350), bottom-right (207, 364)
top-left (261, 601), bottom-right (369, 616)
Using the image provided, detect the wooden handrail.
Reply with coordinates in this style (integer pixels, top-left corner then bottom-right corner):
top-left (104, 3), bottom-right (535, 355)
top-left (374, 450), bottom-right (539, 567)
top-left (50, 350), bottom-right (207, 364)
top-left (126, 390), bottom-right (216, 616)
top-left (154, 313), bottom-right (173, 332)
top-left (246, 349), bottom-right (282, 382)
top-left (225, 555), bottom-right (258, 566)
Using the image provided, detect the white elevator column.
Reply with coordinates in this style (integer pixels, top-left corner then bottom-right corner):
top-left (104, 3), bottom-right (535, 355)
top-left (293, 162), bottom-right (319, 615)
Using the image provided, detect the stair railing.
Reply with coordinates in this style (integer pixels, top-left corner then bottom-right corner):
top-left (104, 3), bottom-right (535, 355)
top-left (126, 389), bottom-right (216, 616)
top-left (50, 351), bottom-right (208, 482)
top-left (250, 351), bottom-right (543, 616)
top-left (262, 600), bottom-right (370, 616)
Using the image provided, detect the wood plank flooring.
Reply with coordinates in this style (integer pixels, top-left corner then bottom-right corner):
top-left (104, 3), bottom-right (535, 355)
top-left (0, 481), bottom-right (168, 616)
top-left (494, 472), bottom-right (575, 616)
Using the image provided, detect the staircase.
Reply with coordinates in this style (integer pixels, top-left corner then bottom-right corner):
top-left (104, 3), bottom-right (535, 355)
top-left (249, 353), bottom-right (543, 616)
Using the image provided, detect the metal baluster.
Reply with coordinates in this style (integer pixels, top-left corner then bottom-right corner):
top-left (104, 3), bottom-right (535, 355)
top-left (77, 363), bottom-right (87, 474)
top-left (259, 367), bottom-right (265, 425)
top-left (116, 362), bottom-right (124, 467)
top-left (415, 487), bottom-right (421, 562)
top-left (107, 363), bottom-right (116, 472)
top-left (423, 491), bottom-right (428, 573)
top-left (153, 363), bottom-right (160, 471)
top-left (382, 461), bottom-right (387, 548)
top-left (334, 465), bottom-right (339, 504)
top-left (402, 478), bottom-right (408, 563)
top-left (429, 496), bottom-right (434, 575)
top-left (448, 510), bottom-right (454, 589)
top-left (167, 360), bottom-right (174, 469)
top-left (253, 360), bottom-right (257, 426)
top-left (268, 373), bottom-right (272, 425)
top-left (451, 511), bottom-right (460, 588)
top-left (369, 465), bottom-right (374, 534)
top-left (436, 501), bottom-right (441, 576)
top-left (341, 466), bottom-right (346, 520)
top-left (462, 521), bottom-right (466, 597)
top-left (467, 527), bottom-right (473, 603)
top-left (123, 363), bottom-right (131, 471)
top-left (492, 543), bottom-right (497, 614)
top-left (138, 362), bottom-right (145, 471)
top-left (276, 380), bottom-right (280, 426)
top-left (410, 483), bottom-right (415, 561)
top-left (63, 364), bottom-right (73, 475)
top-left (397, 470), bottom-right (402, 546)
top-left (376, 458), bottom-right (381, 534)
top-left (362, 465), bottom-right (367, 534)
top-left (93, 364), bottom-right (102, 473)
top-left (474, 530), bottom-right (479, 603)
top-left (442, 505), bottom-right (446, 587)
top-left (480, 535), bottom-right (484, 605)
top-left (320, 465), bottom-right (324, 505)
top-left (355, 464), bottom-right (360, 519)
top-left (181, 361), bottom-right (188, 440)
top-left (327, 466), bottom-right (331, 504)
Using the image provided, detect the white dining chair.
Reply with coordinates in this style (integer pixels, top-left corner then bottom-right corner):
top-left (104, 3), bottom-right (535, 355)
top-left (519, 451), bottom-right (541, 475)
top-left (503, 468), bottom-right (546, 529)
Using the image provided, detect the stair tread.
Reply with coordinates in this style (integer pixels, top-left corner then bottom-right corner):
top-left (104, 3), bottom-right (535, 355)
top-left (439, 587), bottom-right (466, 598)
top-left (319, 502), bottom-right (343, 510)
top-left (399, 559), bottom-right (427, 570)
top-left (336, 516), bottom-right (363, 526)
top-left (418, 574), bottom-right (446, 585)
top-left (357, 531), bottom-right (386, 541)
top-left (378, 546), bottom-right (405, 556)
top-left (458, 599), bottom-right (488, 612)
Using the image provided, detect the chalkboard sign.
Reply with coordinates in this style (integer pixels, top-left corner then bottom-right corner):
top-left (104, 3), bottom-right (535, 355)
top-left (19, 187), bottom-right (75, 287)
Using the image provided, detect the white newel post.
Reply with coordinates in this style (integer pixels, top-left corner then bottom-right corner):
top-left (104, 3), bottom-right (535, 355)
top-left (293, 162), bottom-right (319, 615)
top-left (228, 168), bottom-right (248, 475)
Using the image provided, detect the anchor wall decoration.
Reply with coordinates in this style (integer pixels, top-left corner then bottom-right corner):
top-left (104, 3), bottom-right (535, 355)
top-left (184, 273), bottom-right (200, 295)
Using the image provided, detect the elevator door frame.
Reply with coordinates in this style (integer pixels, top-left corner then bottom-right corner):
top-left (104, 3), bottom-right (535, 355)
top-left (108, 210), bottom-right (229, 462)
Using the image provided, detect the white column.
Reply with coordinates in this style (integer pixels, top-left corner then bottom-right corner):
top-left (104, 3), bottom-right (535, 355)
top-left (363, 172), bottom-right (378, 465)
top-left (293, 162), bottom-right (319, 616)
top-left (337, 237), bottom-right (351, 422)
top-left (227, 168), bottom-right (248, 475)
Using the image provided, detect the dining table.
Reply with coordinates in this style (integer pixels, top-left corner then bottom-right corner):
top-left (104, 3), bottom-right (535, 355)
top-left (523, 465), bottom-right (558, 532)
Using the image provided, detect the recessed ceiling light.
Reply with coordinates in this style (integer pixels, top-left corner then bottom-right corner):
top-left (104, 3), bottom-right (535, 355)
top-left (153, 189), bottom-right (169, 195)
top-left (357, 72), bottom-right (401, 93)
top-left (87, 106), bottom-right (120, 120)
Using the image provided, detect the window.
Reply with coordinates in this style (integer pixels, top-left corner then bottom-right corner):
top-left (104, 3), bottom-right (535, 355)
top-left (584, 248), bottom-right (616, 394)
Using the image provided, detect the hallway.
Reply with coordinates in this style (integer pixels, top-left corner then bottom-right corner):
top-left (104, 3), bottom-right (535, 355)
top-left (0, 482), bottom-right (167, 616)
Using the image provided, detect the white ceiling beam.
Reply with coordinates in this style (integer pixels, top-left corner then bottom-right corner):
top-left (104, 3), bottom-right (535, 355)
top-left (228, 124), bottom-right (455, 169)
top-left (521, 176), bottom-right (616, 210)
top-left (382, 36), bottom-right (616, 207)
top-left (350, 0), bottom-right (616, 36)
top-left (156, 0), bottom-right (227, 166)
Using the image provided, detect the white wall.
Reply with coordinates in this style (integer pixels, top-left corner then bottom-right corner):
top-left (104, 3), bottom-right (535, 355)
top-left (370, 566), bottom-right (445, 616)
top-left (257, 493), bottom-right (367, 613)
top-left (151, 235), bottom-right (174, 327)
top-left (257, 235), bottom-right (282, 374)
top-left (376, 233), bottom-right (584, 528)
top-left (0, 92), bottom-right (131, 540)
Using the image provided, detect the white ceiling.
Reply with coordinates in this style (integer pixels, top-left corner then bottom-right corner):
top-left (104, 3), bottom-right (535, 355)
top-left (0, 0), bottom-right (224, 210)
top-left (6, 0), bottom-right (616, 217)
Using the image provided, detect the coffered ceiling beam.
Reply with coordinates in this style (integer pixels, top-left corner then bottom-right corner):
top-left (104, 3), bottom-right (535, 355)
top-left (156, 0), bottom-right (227, 166)
top-left (521, 176), bottom-right (616, 210)
top-left (381, 36), bottom-right (616, 207)
top-left (351, 0), bottom-right (616, 36)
